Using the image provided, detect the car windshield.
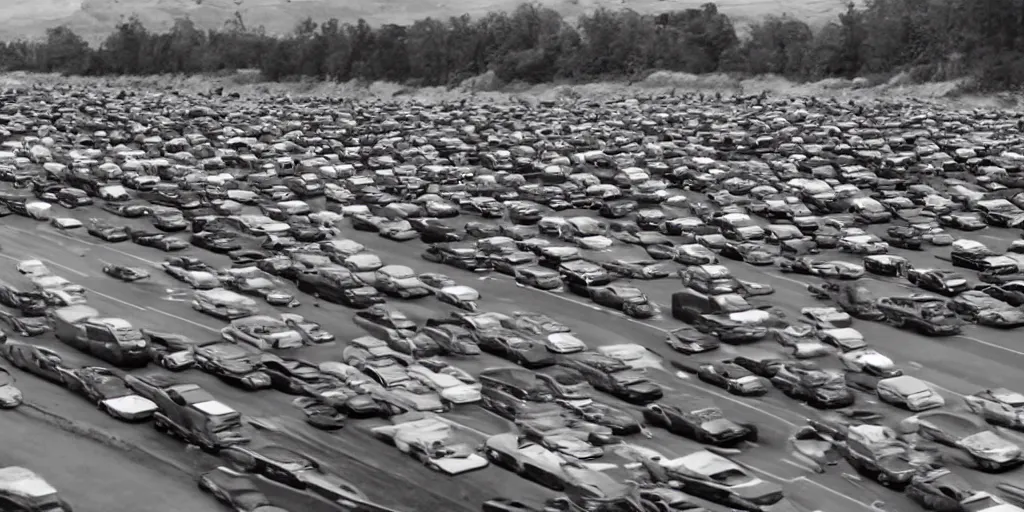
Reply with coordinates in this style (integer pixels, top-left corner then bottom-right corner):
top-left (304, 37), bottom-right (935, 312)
top-left (708, 468), bottom-right (752, 486)
top-left (712, 294), bottom-right (750, 313)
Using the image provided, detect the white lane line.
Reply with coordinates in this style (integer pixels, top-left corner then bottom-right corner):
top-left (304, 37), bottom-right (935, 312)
top-left (0, 253), bottom-right (90, 278)
top-left (671, 377), bottom-right (798, 427)
top-left (743, 464), bottom-right (873, 509)
top-left (956, 334), bottom-right (1024, 357)
top-left (88, 289), bottom-right (146, 311)
top-left (782, 457), bottom-right (818, 473)
top-left (485, 274), bottom-right (672, 333)
top-left (146, 307), bottom-right (220, 333)
top-left (769, 274), bottom-right (811, 287)
top-left (11, 226), bottom-right (160, 266)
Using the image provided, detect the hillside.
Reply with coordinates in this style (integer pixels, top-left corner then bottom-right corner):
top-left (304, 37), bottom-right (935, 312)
top-left (0, 0), bottom-right (852, 42)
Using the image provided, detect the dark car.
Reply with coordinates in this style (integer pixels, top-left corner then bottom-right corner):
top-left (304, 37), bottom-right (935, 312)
top-left (557, 352), bottom-right (663, 404)
top-left (192, 341), bottom-right (272, 391)
top-left (589, 285), bottom-right (656, 318)
top-left (474, 328), bottom-right (555, 369)
top-left (101, 200), bottom-right (152, 218)
top-left (421, 243), bottom-right (490, 271)
top-left (907, 268), bottom-right (970, 296)
top-left (56, 366), bottom-right (157, 421)
top-left (598, 260), bottom-right (670, 279)
top-left (770, 362), bottom-right (856, 409)
top-left (643, 398), bottom-right (757, 446)
top-left (938, 212), bottom-right (988, 231)
top-left (293, 396), bottom-right (346, 430)
top-left (102, 264), bottom-right (150, 282)
top-left (883, 225), bottom-right (924, 250)
top-left (876, 295), bottom-right (964, 336)
top-left (86, 219), bottom-right (131, 242)
top-left (0, 283), bottom-right (47, 316)
top-left (906, 467), bottom-right (992, 512)
top-left (694, 360), bottom-right (767, 396)
top-left (0, 342), bottom-right (69, 384)
top-left (191, 231), bottom-right (243, 253)
top-left (975, 282), bottom-right (1024, 307)
top-left (296, 269), bottom-right (385, 309)
top-left (664, 325), bottom-right (720, 354)
top-left (197, 466), bottom-right (288, 512)
top-left (130, 229), bottom-right (190, 251)
top-left (259, 354), bottom-right (336, 395)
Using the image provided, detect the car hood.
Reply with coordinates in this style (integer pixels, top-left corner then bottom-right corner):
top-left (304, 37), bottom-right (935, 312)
top-left (727, 309), bottom-right (771, 325)
top-left (102, 394), bottom-right (158, 416)
top-left (960, 431), bottom-right (1021, 461)
top-left (701, 418), bottom-right (745, 435)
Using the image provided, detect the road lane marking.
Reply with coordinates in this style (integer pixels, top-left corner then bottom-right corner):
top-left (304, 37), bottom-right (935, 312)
top-left (742, 464), bottom-right (873, 509)
top-left (11, 226), bottom-right (160, 266)
top-left (770, 274), bottom-right (811, 287)
top-left (146, 307), bottom-right (220, 333)
top-left (956, 334), bottom-right (1024, 357)
top-left (782, 457), bottom-right (818, 473)
top-left (671, 377), bottom-right (798, 427)
top-left (87, 289), bottom-right (146, 311)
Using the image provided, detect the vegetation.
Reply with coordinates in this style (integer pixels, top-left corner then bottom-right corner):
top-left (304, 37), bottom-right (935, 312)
top-left (1, 0), bottom-right (1023, 91)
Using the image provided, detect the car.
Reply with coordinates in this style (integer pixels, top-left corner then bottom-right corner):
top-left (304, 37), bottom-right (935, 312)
top-left (863, 254), bottom-right (911, 277)
top-left (907, 268), bottom-right (970, 296)
top-left (950, 239), bottom-right (1019, 274)
top-left (807, 282), bottom-right (886, 321)
top-left (589, 285), bottom-right (656, 318)
top-left (465, 221), bottom-right (502, 239)
top-left (900, 411), bottom-right (1024, 472)
top-left (259, 354), bottom-right (337, 395)
top-left (882, 225), bottom-right (924, 250)
top-left (974, 282), bottom-right (1024, 307)
top-left (0, 360), bottom-right (24, 410)
top-left (219, 271), bottom-right (300, 307)
top-left (292, 396), bottom-right (347, 430)
top-left (482, 432), bottom-right (581, 490)
top-left (876, 294), bottom-right (964, 336)
top-left (801, 306), bottom-right (852, 328)
top-left (651, 450), bottom-right (784, 511)
top-left (50, 217), bottom-right (82, 230)
top-left (598, 259), bottom-right (670, 280)
top-left (771, 323), bottom-right (830, 359)
top-left (192, 288), bottom-right (261, 320)
top-left (221, 315), bottom-right (308, 350)
top-left (419, 323), bottom-right (481, 356)
top-left (102, 264), bottom-right (150, 282)
top-left (514, 266), bottom-right (562, 290)
top-left (374, 265), bottom-right (432, 299)
top-left (141, 329), bottom-right (202, 371)
top-left (57, 366), bottom-right (159, 421)
top-left (0, 282), bottom-right (47, 316)
top-left (948, 290), bottom-right (1024, 328)
top-left (771, 362), bottom-right (855, 409)
top-left (475, 328), bottom-right (555, 369)
top-left (379, 220), bottom-right (420, 241)
top-left (838, 234), bottom-right (889, 254)
top-left (407, 364), bottom-right (481, 404)
top-left (779, 258), bottom-right (865, 279)
top-left (86, 218), bottom-right (130, 242)
top-left (876, 375), bottom-right (945, 411)
top-left (0, 310), bottom-right (47, 337)
top-left (461, 197), bottom-right (505, 218)
top-left (353, 305), bottom-right (419, 341)
top-left (190, 231), bottom-right (243, 253)
top-left (799, 423), bottom-right (920, 488)
top-left (643, 398), bottom-right (757, 446)
top-left (907, 467), bottom-right (1016, 512)
top-left (197, 466), bottom-right (288, 512)
top-left (130, 230), bottom-right (190, 251)
top-left (193, 341), bottom-right (272, 390)
top-left (0, 342), bottom-right (69, 385)
top-left (694, 360), bottom-right (768, 396)
top-left (489, 251), bottom-right (537, 276)
top-left (672, 244), bottom-right (718, 265)
top-left (558, 352), bottom-right (663, 404)
top-left (965, 389), bottom-right (1024, 430)
top-left (556, 399), bottom-right (645, 436)
top-left (939, 212), bottom-right (988, 231)
top-left (718, 241), bottom-right (775, 265)
top-left (664, 325), bottom-right (720, 354)
top-left (371, 416), bottom-right (489, 475)
top-left (435, 285), bottom-right (481, 311)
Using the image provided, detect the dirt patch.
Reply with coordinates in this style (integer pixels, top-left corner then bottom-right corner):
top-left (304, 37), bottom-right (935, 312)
top-left (17, 402), bottom-right (197, 476)
top-left (3, 70), bottom-right (1017, 110)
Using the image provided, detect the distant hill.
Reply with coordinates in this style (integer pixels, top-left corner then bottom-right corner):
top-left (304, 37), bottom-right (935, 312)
top-left (0, 0), bottom-right (852, 43)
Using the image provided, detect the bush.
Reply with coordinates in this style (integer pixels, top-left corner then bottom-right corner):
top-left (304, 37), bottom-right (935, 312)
top-left (2, 0), bottom-right (1024, 91)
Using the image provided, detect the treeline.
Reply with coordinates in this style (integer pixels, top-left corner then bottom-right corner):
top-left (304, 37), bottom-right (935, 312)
top-left (1, 0), bottom-right (1023, 90)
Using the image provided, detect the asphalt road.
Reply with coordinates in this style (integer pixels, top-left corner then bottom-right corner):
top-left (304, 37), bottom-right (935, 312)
top-left (0, 406), bottom-right (217, 511)
top-left (3, 198), bottom-right (1024, 512)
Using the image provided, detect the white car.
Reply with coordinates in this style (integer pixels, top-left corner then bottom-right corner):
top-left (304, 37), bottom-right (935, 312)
top-left (542, 332), bottom-right (587, 354)
top-left (596, 344), bottom-right (662, 370)
top-left (50, 218), bottom-right (82, 230)
top-left (407, 364), bottom-right (481, 404)
top-left (31, 274), bottom-right (85, 296)
top-left (371, 416), bottom-right (489, 475)
top-left (16, 259), bottom-right (50, 277)
top-left (801, 307), bottom-right (852, 328)
top-left (164, 267), bottom-right (221, 290)
top-left (877, 375), bottom-right (945, 411)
